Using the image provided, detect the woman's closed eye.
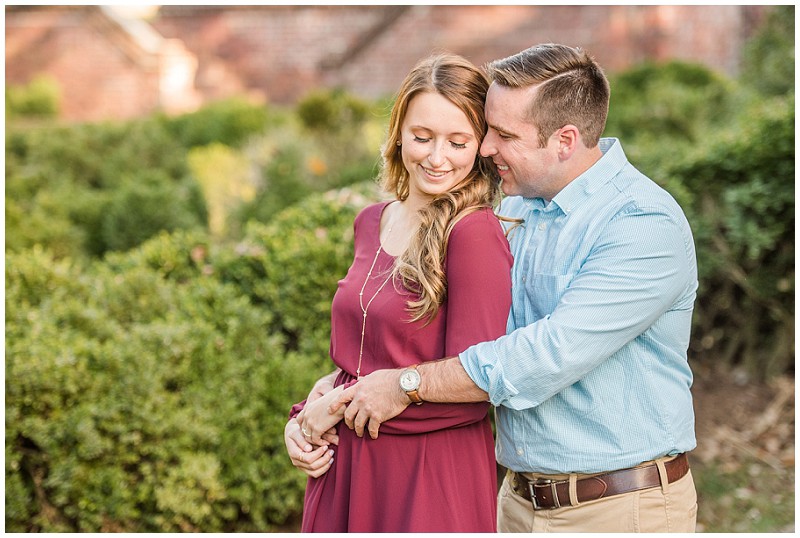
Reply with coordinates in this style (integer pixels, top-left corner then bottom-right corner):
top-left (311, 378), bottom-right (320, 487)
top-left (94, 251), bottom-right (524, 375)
top-left (413, 136), bottom-right (467, 149)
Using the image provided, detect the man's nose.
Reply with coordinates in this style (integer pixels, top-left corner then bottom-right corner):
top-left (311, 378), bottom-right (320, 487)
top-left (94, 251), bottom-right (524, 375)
top-left (480, 133), bottom-right (497, 157)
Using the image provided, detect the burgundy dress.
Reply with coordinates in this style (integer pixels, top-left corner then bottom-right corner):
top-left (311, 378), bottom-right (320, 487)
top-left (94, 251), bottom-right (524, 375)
top-left (290, 201), bottom-right (512, 533)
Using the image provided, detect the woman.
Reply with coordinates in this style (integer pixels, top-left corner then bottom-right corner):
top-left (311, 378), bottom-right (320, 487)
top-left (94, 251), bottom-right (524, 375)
top-left (283, 53), bottom-right (512, 532)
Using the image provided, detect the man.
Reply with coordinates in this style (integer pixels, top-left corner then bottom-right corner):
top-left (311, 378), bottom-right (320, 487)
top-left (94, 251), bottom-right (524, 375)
top-left (324, 43), bottom-right (699, 532)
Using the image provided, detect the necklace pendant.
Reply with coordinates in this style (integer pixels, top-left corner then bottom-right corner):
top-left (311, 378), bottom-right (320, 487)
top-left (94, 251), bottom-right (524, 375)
top-left (354, 238), bottom-right (393, 390)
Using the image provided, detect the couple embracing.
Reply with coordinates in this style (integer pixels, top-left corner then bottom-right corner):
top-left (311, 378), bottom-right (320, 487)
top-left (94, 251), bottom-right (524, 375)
top-left (284, 43), bottom-right (698, 534)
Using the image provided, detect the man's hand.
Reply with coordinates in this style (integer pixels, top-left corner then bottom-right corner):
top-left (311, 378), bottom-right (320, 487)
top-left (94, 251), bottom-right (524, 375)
top-left (329, 368), bottom-right (410, 439)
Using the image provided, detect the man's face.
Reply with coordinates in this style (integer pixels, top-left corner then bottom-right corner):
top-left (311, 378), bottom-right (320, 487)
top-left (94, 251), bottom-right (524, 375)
top-left (480, 83), bottom-right (563, 200)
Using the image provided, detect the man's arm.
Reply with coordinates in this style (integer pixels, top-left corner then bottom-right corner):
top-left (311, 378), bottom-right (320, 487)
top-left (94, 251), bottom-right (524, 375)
top-left (329, 357), bottom-right (487, 439)
top-left (418, 357), bottom-right (489, 403)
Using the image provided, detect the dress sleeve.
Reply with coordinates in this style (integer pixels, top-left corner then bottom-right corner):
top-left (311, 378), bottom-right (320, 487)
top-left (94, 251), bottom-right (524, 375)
top-left (378, 209), bottom-right (513, 434)
top-left (288, 400), bottom-right (305, 420)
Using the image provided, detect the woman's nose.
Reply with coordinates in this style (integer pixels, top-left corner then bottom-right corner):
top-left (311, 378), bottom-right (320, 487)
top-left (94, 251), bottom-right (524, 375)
top-left (428, 144), bottom-right (446, 168)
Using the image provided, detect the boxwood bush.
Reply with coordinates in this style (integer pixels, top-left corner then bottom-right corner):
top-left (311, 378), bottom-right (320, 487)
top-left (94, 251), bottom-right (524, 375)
top-left (6, 182), bottom-right (383, 532)
top-left (664, 95), bottom-right (794, 379)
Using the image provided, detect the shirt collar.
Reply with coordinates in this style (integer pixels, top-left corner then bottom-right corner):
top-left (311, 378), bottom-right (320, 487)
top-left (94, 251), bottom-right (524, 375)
top-left (521, 138), bottom-right (628, 215)
top-left (551, 138), bottom-right (627, 215)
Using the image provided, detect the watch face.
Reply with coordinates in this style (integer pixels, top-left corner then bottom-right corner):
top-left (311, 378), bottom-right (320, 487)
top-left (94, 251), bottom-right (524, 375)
top-left (400, 369), bottom-right (420, 391)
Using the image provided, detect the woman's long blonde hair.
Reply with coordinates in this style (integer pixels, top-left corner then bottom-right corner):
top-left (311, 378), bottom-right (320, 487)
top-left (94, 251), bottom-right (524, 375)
top-left (380, 53), bottom-right (501, 324)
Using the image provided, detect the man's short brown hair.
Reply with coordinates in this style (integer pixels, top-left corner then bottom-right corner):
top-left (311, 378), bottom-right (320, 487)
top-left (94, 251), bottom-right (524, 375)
top-left (485, 43), bottom-right (610, 148)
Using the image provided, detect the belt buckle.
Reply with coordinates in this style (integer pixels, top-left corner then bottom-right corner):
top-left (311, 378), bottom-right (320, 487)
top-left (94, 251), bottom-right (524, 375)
top-left (529, 478), bottom-right (561, 510)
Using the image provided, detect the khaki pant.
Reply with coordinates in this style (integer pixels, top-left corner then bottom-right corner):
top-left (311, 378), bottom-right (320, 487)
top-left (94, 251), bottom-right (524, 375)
top-left (497, 457), bottom-right (698, 533)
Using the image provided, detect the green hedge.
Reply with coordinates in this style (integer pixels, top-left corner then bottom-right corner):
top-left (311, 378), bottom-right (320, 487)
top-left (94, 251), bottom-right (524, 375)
top-left (217, 183), bottom-right (383, 360)
top-left (5, 75), bottom-right (60, 119)
top-left (665, 95), bottom-right (794, 379)
top-left (159, 97), bottom-right (276, 149)
top-left (5, 97), bottom-right (274, 259)
top-left (6, 93), bottom-right (382, 259)
top-left (5, 118), bottom-right (206, 258)
top-left (6, 183), bottom-right (382, 532)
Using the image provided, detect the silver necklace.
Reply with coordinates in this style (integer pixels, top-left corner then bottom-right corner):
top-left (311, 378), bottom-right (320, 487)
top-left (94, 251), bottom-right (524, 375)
top-left (355, 227), bottom-right (394, 379)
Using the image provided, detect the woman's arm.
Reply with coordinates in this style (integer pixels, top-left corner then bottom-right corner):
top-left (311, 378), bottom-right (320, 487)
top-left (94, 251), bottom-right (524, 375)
top-left (285, 368), bottom-right (342, 475)
top-left (296, 385), bottom-right (346, 440)
top-left (288, 367), bottom-right (341, 419)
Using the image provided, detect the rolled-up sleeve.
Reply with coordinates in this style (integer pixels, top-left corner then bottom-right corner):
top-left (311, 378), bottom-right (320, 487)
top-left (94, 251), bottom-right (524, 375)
top-left (460, 204), bottom-right (696, 410)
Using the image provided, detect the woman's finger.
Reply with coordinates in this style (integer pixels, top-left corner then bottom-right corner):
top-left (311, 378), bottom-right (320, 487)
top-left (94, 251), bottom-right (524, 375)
top-left (305, 450), bottom-right (335, 478)
top-left (320, 428), bottom-right (339, 446)
top-left (292, 445), bottom-right (329, 469)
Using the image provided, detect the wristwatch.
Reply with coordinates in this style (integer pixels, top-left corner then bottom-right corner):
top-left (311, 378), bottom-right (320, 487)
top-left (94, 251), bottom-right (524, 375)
top-left (399, 365), bottom-right (423, 405)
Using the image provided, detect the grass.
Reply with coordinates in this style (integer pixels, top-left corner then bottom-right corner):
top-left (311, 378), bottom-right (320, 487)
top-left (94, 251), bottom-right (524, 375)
top-left (694, 458), bottom-right (795, 532)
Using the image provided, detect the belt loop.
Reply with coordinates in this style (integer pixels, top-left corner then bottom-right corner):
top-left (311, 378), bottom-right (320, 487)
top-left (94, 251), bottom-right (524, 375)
top-left (655, 458), bottom-right (670, 493)
top-left (568, 474), bottom-right (579, 506)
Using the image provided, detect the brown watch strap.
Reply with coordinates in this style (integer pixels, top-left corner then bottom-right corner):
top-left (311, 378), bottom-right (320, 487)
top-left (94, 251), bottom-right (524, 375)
top-left (405, 364), bottom-right (423, 404)
top-left (406, 388), bottom-right (422, 403)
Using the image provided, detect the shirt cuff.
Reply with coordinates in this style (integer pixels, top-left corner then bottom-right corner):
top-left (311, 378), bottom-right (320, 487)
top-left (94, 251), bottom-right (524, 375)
top-left (459, 340), bottom-right (517, 406)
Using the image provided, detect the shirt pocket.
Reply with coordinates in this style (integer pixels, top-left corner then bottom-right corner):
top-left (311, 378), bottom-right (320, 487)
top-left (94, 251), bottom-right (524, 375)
top-left (527, 272), bottom-right (576, 317)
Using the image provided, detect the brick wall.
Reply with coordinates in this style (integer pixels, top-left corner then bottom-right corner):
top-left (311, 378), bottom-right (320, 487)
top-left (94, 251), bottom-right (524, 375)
top-left (154, 5), bottom-right (766, 104)
top-left (5, 6), bottom-right (162, 121)
top-left (6, 5), bottom-right (769, 121)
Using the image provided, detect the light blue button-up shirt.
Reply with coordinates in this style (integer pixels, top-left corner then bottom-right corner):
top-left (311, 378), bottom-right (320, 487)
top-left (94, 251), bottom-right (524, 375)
top-left (460, 138), bottom-right (698, 474)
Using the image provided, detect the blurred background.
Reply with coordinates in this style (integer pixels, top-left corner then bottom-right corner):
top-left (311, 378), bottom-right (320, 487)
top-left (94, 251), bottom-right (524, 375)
top-left (5, 4), bottom-right (794, 533)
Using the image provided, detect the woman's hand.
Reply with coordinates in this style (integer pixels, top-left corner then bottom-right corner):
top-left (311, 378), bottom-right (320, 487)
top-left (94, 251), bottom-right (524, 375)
top-left (306, 368), bottom-right (340, 405)
top-left (297, 385), bottom-right (346, 445)
top-left (284, 418), bottom-right (335, 478)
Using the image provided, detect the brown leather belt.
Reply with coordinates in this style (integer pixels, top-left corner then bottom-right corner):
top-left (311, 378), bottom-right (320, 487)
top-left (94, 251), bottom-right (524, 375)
top-left (510, 453), bottom-right (690, 510)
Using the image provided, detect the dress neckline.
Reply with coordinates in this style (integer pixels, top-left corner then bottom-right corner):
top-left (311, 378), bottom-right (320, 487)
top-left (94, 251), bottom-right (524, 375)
top-left (377, 200), bottom-right (401, 258)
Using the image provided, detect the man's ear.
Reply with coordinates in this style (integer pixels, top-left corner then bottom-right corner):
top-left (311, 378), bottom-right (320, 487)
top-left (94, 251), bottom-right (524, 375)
top-left (557, 124), bottom-right (579, 160)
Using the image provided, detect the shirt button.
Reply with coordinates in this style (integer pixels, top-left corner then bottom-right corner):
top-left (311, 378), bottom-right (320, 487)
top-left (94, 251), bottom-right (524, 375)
top-left (517, 448), bottom-right (524, 456)
top-left (538, 222), bottom-right (546, 231)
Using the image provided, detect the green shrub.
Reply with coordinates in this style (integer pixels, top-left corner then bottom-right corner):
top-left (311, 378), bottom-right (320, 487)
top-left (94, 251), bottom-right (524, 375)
top-left (606, 61), bottom-right (734, 142)
top-left (100, 172), bottom-right (207, 254)
top-left (740, 5), bottom-right (795, 97)
top-left (604, 61), bottom-right (735, 173)
top-left (296, 88), bottom-right (370, 133)
top-left (6, 239), bottom-right (314, 531)
top-left (5, 117), bottom-right (205, 258)
top-left (17, 119), bottom-right (188, 190)
top-left (665, 95), bottom-right (794, 379)
top-left (6, 183), bottom-right (385, 531)
top-left (6, 75), bottom-right (60, 118)
top-left (235, 90), bottom-right (384, 225)
top-left (218, 181), bottom-right (383, 360)
top-left (161, 97), bottom-right (276, 149)
top-left (5, 190), bottom-right (88, 260)
top-left (187, 143), bottom-right (255, 238)
top-left (236, 141), bottom-right (317, 225)
top-left (5, 91), bottom-right (382, 260)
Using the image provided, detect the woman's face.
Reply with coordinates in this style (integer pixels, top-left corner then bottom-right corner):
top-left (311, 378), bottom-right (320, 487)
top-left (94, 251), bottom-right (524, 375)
top-left (400, 91), bottom-right (479, 202)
